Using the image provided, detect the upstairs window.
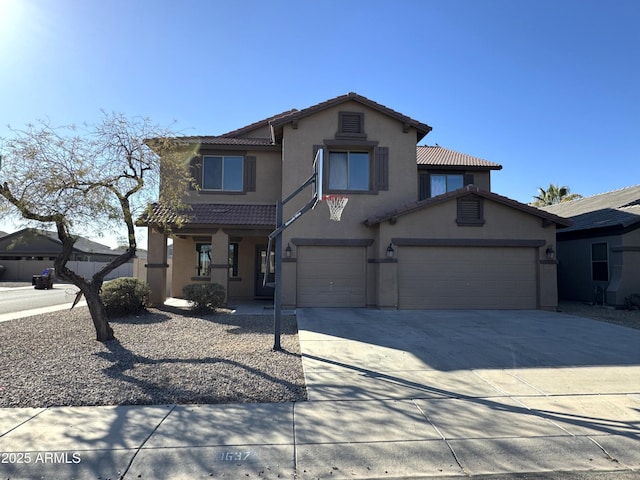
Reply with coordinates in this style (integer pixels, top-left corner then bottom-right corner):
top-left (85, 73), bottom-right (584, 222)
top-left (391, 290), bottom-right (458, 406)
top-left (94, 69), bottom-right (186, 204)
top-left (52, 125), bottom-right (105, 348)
top-left (591, 243), bottom-right (608, 281)
top-left (328, 151), bottom-right (370, 191)
top-left (202, 156), bottom-right (244, 191)
top-left (431, 174), bottom-right (464, 197)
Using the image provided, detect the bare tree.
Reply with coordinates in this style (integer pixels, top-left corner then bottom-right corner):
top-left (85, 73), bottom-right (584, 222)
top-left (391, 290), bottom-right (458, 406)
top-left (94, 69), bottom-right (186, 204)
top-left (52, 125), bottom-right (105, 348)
top-left (531, 183), bottom-right (582, 207)
top-left (0, 114), bottom-right (194, 342)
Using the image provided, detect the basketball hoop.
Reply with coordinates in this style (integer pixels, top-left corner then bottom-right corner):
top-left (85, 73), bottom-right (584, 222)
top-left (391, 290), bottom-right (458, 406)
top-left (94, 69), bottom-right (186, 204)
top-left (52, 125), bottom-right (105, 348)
top-left (324, 195), bottom-right (348, 221)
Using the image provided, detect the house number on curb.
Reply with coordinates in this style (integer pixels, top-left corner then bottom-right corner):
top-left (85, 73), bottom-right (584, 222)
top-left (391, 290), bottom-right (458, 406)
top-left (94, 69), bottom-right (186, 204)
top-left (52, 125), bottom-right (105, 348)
top-left (217, 451), bottom-right (254, 461)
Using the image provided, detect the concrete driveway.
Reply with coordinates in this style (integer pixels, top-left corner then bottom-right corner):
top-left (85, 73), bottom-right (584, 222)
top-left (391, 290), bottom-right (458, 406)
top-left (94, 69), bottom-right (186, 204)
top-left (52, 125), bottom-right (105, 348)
top-left (296, 308), bottom-right (640, 478)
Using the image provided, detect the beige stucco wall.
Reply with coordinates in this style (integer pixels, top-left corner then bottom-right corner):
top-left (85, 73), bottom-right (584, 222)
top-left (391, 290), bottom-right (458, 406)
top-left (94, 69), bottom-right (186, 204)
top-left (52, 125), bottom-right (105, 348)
top-left (184, 149), bottom-right (282, 205)
top-left (373, 198), bottom-right (559, 310)
top-left (278, 101), bottom-right (421, 305)
top-left (169, 232), bottom-right (271, 302)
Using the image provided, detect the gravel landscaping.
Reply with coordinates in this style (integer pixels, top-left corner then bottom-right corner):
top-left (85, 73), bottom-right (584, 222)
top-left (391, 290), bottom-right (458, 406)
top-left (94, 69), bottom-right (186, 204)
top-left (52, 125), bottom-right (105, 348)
top-left (558, 300), bottom-right (640, 330)
top-left (0, 306), bottom-right (307, 408)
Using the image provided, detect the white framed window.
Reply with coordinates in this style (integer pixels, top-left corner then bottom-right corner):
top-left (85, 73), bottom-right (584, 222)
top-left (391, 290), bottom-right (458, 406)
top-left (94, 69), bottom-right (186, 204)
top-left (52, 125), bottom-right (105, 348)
top-left (202, 156), bottom-right (244, 191)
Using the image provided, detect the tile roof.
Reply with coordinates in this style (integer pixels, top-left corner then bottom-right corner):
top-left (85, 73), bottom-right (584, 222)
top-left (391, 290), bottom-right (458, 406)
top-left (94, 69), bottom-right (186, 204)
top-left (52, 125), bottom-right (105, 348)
top-left (165, 136), bottom-right (274, 147)
top-left (541, 185), bottom-right (640, 232)
top-left (364, 185), bottom-right (571, 227)
top-left (269, 92), bottom-right (432, 141)
top-left (221, 109), bottom-right (298, 137)
top-left (541, 184), bottom-right (640, 217)
top-left (141, 203), bottom-right (276, 227)
top-left (417, 145), bottom-right (502, 169)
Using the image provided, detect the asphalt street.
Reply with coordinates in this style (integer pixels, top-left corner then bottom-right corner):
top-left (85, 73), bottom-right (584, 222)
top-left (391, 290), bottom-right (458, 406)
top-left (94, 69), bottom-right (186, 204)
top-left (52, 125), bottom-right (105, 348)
top-left (0, 284), bottom-right (81, 319)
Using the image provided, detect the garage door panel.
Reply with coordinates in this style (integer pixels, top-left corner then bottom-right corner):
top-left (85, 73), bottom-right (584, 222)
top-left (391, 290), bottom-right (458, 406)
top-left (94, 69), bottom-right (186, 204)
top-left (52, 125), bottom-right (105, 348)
top-left (399, 247), bottom-right (537, 309)
top-left (297, 246), bottom-right (366, 307)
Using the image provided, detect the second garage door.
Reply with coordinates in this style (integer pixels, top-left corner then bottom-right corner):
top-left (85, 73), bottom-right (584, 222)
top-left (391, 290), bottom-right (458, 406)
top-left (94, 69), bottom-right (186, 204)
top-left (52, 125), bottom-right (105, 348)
top-left (398, 246), bottom-right (537, 309)
top-left (297, 246), bottom-right (366, 307)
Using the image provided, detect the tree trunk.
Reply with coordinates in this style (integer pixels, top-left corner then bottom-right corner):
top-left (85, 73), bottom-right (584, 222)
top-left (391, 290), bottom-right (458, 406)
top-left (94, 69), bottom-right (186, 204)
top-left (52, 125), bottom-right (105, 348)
top-left (83, 285), bottom-right (114, 342)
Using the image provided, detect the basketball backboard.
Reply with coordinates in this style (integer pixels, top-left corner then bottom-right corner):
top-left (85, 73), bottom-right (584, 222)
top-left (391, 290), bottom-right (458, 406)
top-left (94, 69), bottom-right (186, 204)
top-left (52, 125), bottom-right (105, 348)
top-left (312, 147), bottom-right (323, 205)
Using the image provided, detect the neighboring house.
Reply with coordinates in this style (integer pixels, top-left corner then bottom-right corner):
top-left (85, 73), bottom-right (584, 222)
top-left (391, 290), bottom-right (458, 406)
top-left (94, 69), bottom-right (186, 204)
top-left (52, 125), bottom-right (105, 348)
top-left (141, 92), bottom-right (570, 309)
top-left (542, 185), bottom-right (640, 306)
top-left (0, 228), bottom-right (132, 282)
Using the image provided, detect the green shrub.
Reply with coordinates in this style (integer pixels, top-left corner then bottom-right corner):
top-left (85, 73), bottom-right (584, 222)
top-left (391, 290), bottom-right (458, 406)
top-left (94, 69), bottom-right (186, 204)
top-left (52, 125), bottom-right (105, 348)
top-left (101, 277), bottom-right (150, 317)
top-left (183, 283), bottom-right (225, 312)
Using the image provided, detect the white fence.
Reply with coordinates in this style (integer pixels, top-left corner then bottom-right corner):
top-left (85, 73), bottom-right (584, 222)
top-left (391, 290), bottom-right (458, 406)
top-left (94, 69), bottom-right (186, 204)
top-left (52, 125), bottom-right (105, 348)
top-left (0, 259), bottom-right (139, 283)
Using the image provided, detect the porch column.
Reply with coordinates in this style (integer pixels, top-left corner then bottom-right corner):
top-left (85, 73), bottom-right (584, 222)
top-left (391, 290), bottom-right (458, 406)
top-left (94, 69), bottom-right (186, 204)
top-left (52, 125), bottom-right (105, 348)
top-left (210, 230), bottom-right (229, 305)
top-left (146, 228), bottom-right (168, 307)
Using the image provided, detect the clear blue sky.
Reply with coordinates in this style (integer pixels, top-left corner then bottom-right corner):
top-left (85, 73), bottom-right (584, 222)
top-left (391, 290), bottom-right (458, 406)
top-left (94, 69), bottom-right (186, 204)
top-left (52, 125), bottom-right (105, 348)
top-left (1, 0), bottom-right (639, 246)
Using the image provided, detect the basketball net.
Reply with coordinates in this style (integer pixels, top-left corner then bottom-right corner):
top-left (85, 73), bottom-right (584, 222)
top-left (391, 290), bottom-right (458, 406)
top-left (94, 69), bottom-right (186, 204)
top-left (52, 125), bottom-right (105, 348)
top-left (325, 195), bottom-right (348, 221)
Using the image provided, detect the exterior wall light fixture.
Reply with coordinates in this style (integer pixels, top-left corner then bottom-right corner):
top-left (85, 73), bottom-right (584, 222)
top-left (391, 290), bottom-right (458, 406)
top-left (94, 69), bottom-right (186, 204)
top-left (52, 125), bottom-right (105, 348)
top-left (546, 245), bottom-right (555, 260)
top-left (386, 243), bottom-right (395, 258)
top-left (285, 243), bottom-right (292, 258)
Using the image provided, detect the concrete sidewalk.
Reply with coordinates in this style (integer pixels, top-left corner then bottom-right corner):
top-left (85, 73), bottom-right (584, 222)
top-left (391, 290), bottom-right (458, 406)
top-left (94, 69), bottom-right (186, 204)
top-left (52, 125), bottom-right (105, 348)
top-left (0, 308), bottom-right (639, 479)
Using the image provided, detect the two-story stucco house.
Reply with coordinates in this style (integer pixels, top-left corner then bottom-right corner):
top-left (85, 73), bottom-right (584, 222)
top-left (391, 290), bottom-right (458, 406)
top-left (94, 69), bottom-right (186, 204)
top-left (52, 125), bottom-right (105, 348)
top-left (141, 92), bottom-right (570, 310)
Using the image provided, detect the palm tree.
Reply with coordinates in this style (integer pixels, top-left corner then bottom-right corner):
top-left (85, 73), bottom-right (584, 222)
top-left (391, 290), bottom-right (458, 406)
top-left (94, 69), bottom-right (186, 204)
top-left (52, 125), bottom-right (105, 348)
top-left (531, 183), bottom-right (582, 207)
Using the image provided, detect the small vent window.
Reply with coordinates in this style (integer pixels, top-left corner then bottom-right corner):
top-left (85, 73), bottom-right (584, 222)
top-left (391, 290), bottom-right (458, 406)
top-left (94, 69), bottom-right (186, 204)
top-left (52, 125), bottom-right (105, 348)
top-left (337, 112), bottom-right (366, 139)
top-left (457, 196), bottom-right (485, 226)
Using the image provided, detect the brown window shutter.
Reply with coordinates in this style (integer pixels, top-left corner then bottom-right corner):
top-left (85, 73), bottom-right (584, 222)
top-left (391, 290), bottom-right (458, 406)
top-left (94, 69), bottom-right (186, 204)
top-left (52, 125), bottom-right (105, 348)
top-left (189, 157), bottom-right (202, 190)
top-left (244, 156), bottom-right (256, 192)
top-left (419, 173), bottom-right (430, 200)
top-left (375, 146), bottom-right (389, 191)
top-left (464, 174), bottom-right (475, 186)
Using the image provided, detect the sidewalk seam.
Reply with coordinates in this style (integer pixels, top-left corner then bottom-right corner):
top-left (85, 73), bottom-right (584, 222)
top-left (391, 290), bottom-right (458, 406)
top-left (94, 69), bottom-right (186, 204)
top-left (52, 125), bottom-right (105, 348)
top-left (0, 408), bottom-right (47, 438)
top-left (292, 402), bottom-right (298, 479)
top-left (119, 404), bottom-right (177, 479)
top-left (411, 399), bottom-right (467, 476)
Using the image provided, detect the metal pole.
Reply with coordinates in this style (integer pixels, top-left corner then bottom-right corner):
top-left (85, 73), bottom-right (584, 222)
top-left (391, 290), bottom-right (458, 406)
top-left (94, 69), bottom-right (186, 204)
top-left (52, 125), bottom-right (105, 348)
top-left (273, 200), bottom-right (283, 351)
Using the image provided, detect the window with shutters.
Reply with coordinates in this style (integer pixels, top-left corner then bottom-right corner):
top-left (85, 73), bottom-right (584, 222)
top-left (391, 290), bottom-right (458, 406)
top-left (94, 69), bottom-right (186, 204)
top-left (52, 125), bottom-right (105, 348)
top-left (328, 151), bottom-right (370, 191)
top-left (202, 156), bottom-right (243, 191)
top-left (194, 155), bottom-right (256, 193)
top-left (456, 196), bottom-right (485, 226)
top-left (319, 144), bottom-right (388, 194)
top-left (337, 112), bottom-right (366, 139)
top-left (420, 172), bottom-right (474, 199)
top-left (431, 174), bottom-right (464, 196)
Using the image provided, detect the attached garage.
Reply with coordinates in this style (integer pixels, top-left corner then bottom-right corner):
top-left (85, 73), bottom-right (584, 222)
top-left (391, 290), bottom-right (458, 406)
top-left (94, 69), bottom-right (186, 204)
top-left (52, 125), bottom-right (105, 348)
top-left (297, 246), bottom-right (366, 307)
top-left (398, 246), bottom-right (538, 309)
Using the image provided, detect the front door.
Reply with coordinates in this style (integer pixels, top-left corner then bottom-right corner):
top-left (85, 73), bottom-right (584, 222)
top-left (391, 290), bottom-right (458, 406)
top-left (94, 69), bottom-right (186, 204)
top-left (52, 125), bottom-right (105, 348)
top-left (255, 245), bottom-right (275, 298)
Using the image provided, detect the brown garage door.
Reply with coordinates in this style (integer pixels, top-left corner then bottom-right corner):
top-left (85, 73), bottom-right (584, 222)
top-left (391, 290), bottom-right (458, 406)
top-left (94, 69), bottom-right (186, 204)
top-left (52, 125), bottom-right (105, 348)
top-left (297, 246), bottom-right (366, 307)
top-left (398, 247), bottom-right (537, 309)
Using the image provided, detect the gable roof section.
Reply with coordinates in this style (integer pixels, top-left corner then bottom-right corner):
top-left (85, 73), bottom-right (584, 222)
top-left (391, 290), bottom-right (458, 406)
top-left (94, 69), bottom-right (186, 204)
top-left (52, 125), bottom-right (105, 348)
top-left (141, 203), bottom-right (276, 227)
top-left (157, 93), bottom-right (432, 150)
top-left (417, 145), bottom-right (502, 170)
top-left (270, 92), bottom-right (432, 142)
top-left (541, 185), bottom-right (640, 234)
top-left (364, 185), bottom-right (572, 227)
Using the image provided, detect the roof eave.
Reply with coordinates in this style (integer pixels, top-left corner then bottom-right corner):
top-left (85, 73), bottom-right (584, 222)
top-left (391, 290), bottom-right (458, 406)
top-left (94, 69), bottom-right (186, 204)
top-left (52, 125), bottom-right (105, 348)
top-left (365, 186), bottom-right (572, 228)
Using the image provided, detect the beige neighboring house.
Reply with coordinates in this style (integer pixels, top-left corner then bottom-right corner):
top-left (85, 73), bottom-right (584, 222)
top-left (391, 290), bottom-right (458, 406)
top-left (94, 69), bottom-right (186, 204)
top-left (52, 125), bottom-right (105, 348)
top-left (141, 92), bottom-right (570, 309)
